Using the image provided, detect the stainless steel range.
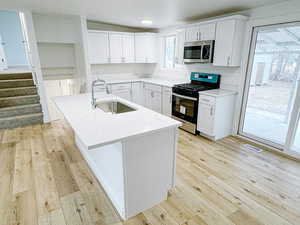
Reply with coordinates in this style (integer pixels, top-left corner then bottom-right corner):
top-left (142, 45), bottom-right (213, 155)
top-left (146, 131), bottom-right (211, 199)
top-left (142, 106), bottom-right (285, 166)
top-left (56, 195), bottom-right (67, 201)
top-left (172, 72), bottom-right (221, 134)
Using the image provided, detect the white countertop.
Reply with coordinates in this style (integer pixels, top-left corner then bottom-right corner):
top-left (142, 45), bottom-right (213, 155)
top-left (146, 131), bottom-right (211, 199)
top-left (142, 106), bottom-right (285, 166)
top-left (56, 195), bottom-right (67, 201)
top-left (103, 78), bottom-right (187, 87)
top-left (53, 93), bottom-right (181, 149)
top-left (199, 89), bottom-right (237, 97)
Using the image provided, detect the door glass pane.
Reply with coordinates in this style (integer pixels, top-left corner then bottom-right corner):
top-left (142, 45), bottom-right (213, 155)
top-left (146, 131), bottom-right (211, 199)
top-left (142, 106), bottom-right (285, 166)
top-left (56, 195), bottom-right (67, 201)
top-left (242, 24), bottom-right (300, 145)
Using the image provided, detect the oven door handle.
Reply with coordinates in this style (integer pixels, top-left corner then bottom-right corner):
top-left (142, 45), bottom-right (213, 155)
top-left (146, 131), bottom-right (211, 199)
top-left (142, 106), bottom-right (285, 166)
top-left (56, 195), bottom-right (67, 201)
top-left (172, 93), bottom-right (197, 101)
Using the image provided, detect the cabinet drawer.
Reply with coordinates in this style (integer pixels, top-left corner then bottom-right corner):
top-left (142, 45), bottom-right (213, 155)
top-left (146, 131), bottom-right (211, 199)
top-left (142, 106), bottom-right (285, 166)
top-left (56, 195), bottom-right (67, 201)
top-left (199, 95), bottom-right (215, 105)
top-left (144, 83), bottom-right (162, 92)
top-left (111, 83), bottom-right (131, 91)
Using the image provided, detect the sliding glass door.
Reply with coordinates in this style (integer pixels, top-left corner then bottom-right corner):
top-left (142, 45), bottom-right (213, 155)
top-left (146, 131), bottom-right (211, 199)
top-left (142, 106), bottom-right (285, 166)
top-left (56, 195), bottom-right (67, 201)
top-left (240, 22), bottom-right (300, 153)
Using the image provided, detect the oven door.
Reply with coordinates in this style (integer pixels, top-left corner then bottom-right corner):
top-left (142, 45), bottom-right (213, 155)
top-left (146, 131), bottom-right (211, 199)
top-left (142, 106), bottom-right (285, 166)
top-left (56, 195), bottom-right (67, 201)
top-left (183, 43), bottom-right (202, 63)
top-left (172, 93), bottom-right (198, 123)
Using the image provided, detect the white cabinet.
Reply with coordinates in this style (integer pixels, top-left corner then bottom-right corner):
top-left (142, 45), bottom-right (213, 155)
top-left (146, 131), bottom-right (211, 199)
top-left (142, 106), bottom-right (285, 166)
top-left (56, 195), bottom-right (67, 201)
top-left (109, 83), bottom-right (132, 101)
top-left (131, 82), bottom-right (143, 104)
top-left (44, 79), bottom-right (74, 121)
top-left (185, 25), bottom-right (200, 42)
top-left (213, 19), bottom-right (246, 67)
top-left (87, 31), bottom-right (110, 64)
top-left (199, 23), bottom-right (216, 41)
top-left (109, 33), bottom-right (123, 63)
top-left (197, 91), bottom-right (236, 140)
top-left (185, 23), bottom-right (216, 42)
top-left (122, 34), bottom-right (135, 63)
top-left (134, 33), bottom-right (156, 63)
top-left (109, 32), bottom-right (135, 63)
top-left (175, 29), bottom-right (185, 65)
top-left (162, 87), bottom-right (172, 116)
top-left (144, 83), bottom-right (162, 113)
top-left (197, 98), bottom-right (215, 136)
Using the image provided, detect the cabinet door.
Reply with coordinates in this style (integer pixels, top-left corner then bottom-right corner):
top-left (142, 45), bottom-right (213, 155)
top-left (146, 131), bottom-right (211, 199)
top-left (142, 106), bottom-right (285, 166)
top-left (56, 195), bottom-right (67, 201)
top-left (87, 32), bottom-right (110, 64)
top-left (197, 103), bottom-right (215, 136)
top-left (135, 35), bottom-right (146, 63)
top-left (122, 34), bottom-right (135, 63)
top-left (162, 88), bottom-right (172, 116)
top-left (175, 29), bottom-right (185, 65)
top-left (109, 33), bottom-right (123, 63)
top-left (144, 89), bottom-right (152, 108)
top-left (199, 23), bottom-right (216, 41)
top-left (213, 20), bottom-right (235, 66)
top-left (151, 91), bottom-right (162, 113)
top-left (145, 35), bottom-right (156, 63)
top-left (185, 25), bottom-right (199, 42)
top-left (131, 82), bottom-right (142, 104)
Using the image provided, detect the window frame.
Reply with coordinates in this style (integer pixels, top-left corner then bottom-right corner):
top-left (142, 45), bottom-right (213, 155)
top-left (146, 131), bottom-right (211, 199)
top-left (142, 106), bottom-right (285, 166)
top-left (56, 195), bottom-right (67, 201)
top-left (162, 34), bottom-right (176, 69)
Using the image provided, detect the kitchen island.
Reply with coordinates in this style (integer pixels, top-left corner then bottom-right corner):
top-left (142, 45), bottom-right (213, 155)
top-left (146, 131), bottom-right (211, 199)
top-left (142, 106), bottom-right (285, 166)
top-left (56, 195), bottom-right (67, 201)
top-left (53, 93), bottom-right (181, 220)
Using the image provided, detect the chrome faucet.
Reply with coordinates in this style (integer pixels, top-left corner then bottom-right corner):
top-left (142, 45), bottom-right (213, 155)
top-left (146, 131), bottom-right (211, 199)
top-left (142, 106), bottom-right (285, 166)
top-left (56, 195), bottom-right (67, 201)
top-left (91, 78), bottom-right (110, 109)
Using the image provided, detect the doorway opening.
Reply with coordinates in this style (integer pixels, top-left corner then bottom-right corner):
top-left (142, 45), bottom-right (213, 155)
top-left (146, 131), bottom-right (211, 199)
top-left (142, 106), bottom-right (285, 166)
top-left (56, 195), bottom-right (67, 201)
top-left (0, 10), bottom-right (31, 73)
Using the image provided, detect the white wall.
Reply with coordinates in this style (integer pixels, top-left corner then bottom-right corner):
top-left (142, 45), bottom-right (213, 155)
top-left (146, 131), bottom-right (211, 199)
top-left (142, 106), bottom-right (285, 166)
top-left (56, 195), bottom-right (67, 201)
top-left (0, 10), bottom-right (28, 67)
top-left (32, 13), bottom-right (87, 93)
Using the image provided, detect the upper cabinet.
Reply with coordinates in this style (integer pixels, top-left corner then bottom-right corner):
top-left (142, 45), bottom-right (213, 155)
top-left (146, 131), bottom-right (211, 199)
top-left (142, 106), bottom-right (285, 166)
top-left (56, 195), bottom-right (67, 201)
top-left (213, 18), bottom-right (247, 67)
top-left (87, 31), bottom-right (156, 64)
top-left (122, 33), bottom-right (135, 63)
top-left (87, 31), bottom-right (110, 64)
top-left (135, 33), bottom-right (157, 63)
top-left (109, 32), bottom-right (135, 63)
top-left (185, 23), bottom-right (216, 42)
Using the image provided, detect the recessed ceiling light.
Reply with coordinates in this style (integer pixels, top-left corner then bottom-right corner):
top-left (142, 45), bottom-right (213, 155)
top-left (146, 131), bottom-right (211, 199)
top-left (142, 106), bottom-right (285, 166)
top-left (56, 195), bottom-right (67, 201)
top-left (141, 20), bottom-right (153, 25)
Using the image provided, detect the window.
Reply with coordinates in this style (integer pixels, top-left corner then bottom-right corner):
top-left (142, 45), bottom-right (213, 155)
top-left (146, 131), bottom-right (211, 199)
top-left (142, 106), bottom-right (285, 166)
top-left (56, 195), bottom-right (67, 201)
top-left (164, 35), bottom-right (176, 69)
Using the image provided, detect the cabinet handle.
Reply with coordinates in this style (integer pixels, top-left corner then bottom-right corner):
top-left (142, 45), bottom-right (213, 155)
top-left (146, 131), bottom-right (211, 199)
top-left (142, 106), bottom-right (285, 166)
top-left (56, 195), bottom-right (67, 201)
top-left (196, 32), bottom-right (199, 40)
top-left (227, 56), bottom-right (230, 66)
top-left (169, 94), bottom-right (172, 103)
top-left (210, 107), bottom-right (214, 116)
top-left (198, 32), bottom-right (201, 40)
top-left (151, 91), bottom-right (154, 98)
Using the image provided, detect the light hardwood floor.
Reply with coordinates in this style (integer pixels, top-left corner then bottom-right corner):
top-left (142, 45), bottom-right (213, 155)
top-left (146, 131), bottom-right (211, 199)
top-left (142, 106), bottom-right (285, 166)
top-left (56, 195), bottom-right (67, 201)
top-left (1, 121), bottom-right (300, 225)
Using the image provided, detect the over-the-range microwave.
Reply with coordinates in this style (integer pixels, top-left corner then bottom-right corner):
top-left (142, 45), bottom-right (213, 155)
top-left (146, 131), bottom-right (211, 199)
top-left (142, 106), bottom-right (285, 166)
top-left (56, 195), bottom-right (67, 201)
top-left (183, 40), bottom-right (215, 63)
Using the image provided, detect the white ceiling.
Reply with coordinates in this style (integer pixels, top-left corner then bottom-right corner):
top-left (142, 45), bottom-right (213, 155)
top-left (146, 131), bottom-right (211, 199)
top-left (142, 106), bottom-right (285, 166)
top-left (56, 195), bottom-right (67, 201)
top-left (3, 0), bottom-right (288, 28)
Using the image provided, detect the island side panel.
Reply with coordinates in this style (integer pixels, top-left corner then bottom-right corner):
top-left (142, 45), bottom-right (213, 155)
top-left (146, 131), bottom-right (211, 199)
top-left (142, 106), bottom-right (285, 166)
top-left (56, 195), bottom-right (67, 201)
top-left (122, 127), bottom-right (177, 219)
top-left (75, 135), bottom-right (126, 218)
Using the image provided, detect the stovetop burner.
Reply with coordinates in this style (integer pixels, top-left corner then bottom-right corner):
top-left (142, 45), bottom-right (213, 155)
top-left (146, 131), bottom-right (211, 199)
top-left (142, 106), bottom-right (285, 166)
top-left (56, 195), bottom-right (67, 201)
top-left (172, 73), bottom-right (221, 98)
top-left (174, 83), bottom-right (212, 91)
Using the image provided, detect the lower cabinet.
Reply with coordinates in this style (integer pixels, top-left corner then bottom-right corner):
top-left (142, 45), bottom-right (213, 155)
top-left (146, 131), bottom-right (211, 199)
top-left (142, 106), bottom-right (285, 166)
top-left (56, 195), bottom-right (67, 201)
top-left (109, 83), bottom-right (132, 101)
top-left (162, 87), bottom-right (172, 116)
top-left (108, 81), bottom-right (172, 116)
top-left (131, 82), bottom-right (143, 105)
top-left (197, 92), bottom-right (236, 140)
top-left (144, 83), bottom-right (162, 113)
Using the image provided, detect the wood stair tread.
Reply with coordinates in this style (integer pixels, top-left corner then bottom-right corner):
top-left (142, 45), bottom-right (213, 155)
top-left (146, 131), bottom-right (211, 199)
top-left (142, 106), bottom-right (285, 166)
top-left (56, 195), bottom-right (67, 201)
top-left (0, 112), bottom-right (43, 121)
top-left (0, 86), bottom-right (36, 91)
top-left (0, 103), bottom-right (41, 111)
top-left (0, 94), bottom-right (39, 100)
top-left (0, 78), bottom-right (33, 82)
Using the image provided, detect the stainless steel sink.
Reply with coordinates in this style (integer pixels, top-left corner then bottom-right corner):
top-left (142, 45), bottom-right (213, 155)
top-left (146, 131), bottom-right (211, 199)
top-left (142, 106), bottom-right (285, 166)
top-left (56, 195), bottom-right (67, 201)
top-left (95, 101), bottom-right (136, 114)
